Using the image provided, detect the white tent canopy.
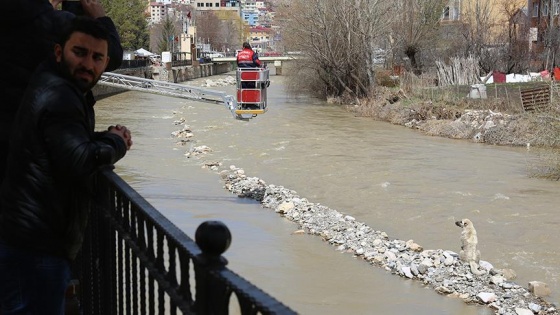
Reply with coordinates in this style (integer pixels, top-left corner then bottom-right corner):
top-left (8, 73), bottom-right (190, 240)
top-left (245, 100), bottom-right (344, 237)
top-left (134, 48), bottom-right (156, 57)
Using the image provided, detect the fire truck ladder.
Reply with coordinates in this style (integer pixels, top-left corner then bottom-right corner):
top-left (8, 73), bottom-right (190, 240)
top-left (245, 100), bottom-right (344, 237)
top-left (98, 72), bottom-right (254, 120)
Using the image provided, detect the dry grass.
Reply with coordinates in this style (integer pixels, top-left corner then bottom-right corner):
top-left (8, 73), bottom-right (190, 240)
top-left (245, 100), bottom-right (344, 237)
top-left (398, 72), bottom-right (560, 114)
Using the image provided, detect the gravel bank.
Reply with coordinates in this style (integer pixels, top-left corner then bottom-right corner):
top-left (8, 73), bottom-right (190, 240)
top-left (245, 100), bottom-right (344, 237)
top-left (216, 166), bottom-right (558, 315)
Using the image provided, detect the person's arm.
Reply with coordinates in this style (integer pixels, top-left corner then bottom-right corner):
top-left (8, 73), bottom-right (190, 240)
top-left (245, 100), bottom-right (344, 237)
top-left (253, 52), bottom-right (262, 68)
top-left (95, 125), bottom-right (133, 151)
top-left (40, 85), bottom-right (128, 179)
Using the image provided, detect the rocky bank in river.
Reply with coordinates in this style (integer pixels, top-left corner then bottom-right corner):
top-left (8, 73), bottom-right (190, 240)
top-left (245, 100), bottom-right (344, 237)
top-left (172, 128), bottom-right (558, 315)
top-left (171, 79), bottom-right (560, 314)
top-left (219, 166), bottom-right (558, 315)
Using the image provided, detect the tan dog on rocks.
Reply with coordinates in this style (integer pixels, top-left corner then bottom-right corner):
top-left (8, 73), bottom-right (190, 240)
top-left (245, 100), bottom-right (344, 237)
top-left (455, 218), bottom-right (486, 276)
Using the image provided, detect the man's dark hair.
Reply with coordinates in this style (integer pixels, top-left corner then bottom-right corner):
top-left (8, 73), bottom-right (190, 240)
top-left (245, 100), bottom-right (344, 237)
top-left (59, 16), bottom-right (110, 47)
top-left (243, 42), bottom-right (251, 49)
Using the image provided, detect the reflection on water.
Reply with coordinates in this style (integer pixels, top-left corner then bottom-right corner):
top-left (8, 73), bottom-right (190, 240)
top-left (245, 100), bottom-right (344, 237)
top-left (95, 73), bottom-right (559, 314)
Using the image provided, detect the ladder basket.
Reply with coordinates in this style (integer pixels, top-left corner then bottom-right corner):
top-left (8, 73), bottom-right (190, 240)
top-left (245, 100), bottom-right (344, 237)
top-left (236, 68), bottom-right (270, 115)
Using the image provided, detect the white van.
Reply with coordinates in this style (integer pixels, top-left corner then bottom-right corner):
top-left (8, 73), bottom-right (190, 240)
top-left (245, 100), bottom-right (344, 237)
top-left (205, 51), bottom-right (225, 58)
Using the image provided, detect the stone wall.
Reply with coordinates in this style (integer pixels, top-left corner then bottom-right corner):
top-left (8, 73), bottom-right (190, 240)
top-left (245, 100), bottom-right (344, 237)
top-left (152, 62), bottom-right (233, 83)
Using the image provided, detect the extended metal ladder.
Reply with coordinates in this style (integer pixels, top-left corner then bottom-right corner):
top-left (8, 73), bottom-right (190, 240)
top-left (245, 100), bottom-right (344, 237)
top-left (98, 72), bottom-right (255, 120)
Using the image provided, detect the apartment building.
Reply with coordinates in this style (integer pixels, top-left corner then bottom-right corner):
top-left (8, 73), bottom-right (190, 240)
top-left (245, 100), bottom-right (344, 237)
top-left (149, 0), bottom-right (192, 5)
top-left (441, 0), bottom-right (526, 42)
top-left (248, 25), bottom-right (274, 51)
top-left (150, 2), bottom-right (168, 24)
top-left (192, 0), bottom-right (240, 11)
top-left (242, 10), bottom-right (259, 26)
top-left (441, 0), bottom-right (461, 22)
top-left (529, 0), bottom-right (560, 48)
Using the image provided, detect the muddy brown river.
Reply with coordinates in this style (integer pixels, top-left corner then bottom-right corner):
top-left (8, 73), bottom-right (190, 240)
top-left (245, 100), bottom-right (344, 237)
top-left (95, 72), bottom-right (559, 314)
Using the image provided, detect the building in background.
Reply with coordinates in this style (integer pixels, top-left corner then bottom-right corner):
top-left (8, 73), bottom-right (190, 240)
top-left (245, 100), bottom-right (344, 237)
top-left (193, 0), bottom-right (240, 12)
top-left (441, 0), bottom-right (461, 22)
top-left (529, 0), bottom-right (560, 48)
top-left (150, 2), bottom-right (169, 24)
top-left (242, 10), bottom-right (259, 26)
top-left (248, 25), bottom-right (274, 52)
top-left (147, 0), bottom-right (279, 57)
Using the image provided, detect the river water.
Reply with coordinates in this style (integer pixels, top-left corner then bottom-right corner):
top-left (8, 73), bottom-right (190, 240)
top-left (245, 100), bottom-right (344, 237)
top-left (95, 72), bottom-right (560, 315)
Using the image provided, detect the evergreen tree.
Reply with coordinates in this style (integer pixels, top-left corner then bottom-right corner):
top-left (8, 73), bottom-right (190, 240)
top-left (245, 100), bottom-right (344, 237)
top-left (154, 15), bottom-right (178, 54)
top-left (100, 0), bottom-right (149, 51)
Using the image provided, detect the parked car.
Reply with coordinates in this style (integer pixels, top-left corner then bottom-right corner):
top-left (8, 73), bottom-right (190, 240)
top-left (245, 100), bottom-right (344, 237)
top-left (203, 51), bottom-right (225, 58)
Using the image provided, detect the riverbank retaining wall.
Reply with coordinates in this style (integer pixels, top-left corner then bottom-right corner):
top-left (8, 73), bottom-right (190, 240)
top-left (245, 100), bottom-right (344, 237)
top-left (152, 62), bottom-right (232, 83)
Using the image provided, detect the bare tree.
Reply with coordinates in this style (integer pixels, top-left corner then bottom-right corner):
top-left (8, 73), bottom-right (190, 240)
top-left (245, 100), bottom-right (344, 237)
top-left (150, 15), bottom-right (179, 54)
top-left (452, 0), bottom-right (529, 74)
top-left (500, 0), bottom-right (531, 73)
top-left (541, 0), bottom-right (560, 69)
top-left (195, 11), bottom-right (242, 52)
top-left (150, 5), bottom-right (193, 54)
top-left (390, 0), bottom-right (447, 75)
top-left (459, 0), bottom-right (497, 73)
top-left (195, 12), bottom-right (222, 50)
top-left (278, 0), bottom-right (391, 99)
top-left (219, 20), bottom-right (243, 53)
top-left (353, 0), bottom-right (393, 89)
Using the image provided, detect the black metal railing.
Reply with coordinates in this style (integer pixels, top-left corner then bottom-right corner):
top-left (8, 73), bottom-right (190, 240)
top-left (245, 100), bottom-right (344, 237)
top-left (74, 166), bottom-right (297, 314)
top-left (171, 59), bottom-right (193, 67)
top-left (120, 59), bottom-right (149, 69)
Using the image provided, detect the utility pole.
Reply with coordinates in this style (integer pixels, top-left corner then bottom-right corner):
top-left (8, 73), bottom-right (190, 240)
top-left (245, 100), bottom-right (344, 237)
top-left (545, 0), bottom-right (553, 70)
top-left (238, 0), bottom-right (243, 44)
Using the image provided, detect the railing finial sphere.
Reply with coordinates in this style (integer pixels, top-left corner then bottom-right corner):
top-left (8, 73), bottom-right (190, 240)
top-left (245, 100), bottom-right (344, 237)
top-left (195, 220), bottom-right (232, 256)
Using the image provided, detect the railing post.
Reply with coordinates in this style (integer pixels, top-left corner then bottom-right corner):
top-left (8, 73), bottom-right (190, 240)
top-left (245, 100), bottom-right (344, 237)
top-left (96, 166), bottom-right (116, 314)
top-left (193, 221), bottom-right (232, 314)
top-left (77, 166), bottom-right (115, 314)
top-left (78, 170), bottom-right (296, 314)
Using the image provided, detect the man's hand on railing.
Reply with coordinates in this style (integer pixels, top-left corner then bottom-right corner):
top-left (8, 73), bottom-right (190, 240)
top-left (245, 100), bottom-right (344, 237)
top-left (108, 124), bottom-right (133, 150)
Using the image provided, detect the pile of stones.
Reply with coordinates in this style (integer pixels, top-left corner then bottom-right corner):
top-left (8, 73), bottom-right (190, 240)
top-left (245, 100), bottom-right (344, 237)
top-left (220, 165), bottom-right (558, 315)
top-left (201, 76), bottom-right (236, 87)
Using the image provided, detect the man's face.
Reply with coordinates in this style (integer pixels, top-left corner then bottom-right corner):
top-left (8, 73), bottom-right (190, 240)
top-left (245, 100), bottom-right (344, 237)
top-left (55, 31), bottom-right (110, 92)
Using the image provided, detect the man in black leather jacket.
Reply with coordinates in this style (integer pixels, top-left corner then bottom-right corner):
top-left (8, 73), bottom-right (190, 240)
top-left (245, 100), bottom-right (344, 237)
top-left (0, 0), bottom-right (123, 182)
top-left (0, 17), bottom-right (132, 314)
